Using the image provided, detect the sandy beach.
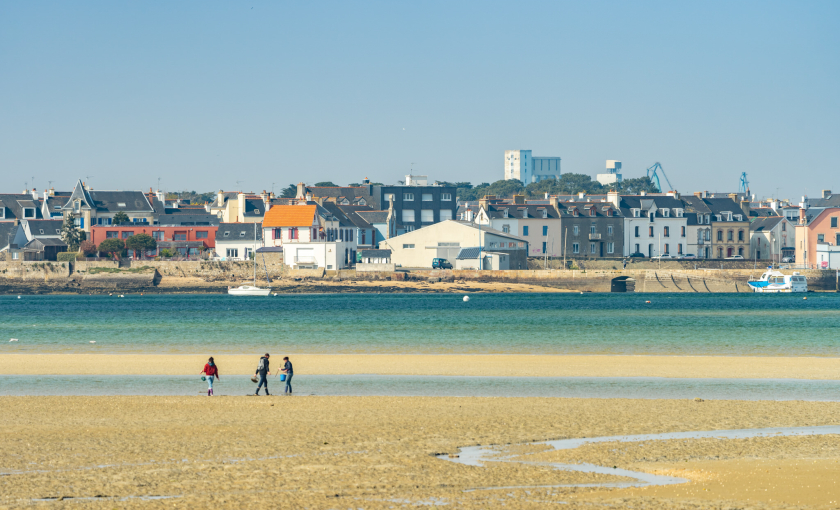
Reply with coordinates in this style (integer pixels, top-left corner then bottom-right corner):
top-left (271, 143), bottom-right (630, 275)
top-left (1, 396), bottom-right (839, 509)
top-left (2, 353), bottom-right (840, 379)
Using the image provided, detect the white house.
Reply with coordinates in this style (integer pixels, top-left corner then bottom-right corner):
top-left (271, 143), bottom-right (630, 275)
top-left (749, 216), bottom-right (795, 262)
top-left (214, 223), bottom-right (262, 261)
top-left (263, 203), bottom-right (357, 270)
top-left (619, 196), bottom-right (689, 257)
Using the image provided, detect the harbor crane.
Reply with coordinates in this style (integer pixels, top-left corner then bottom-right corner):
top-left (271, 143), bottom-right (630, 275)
top-left (646, 162), bottom-right (674, 192)
top-left (738, 172), bottom-right (750, 196)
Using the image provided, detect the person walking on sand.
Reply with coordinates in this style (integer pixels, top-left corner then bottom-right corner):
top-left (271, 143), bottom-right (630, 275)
top-left (200, 357), bottom-right (220, 396)
top-left (277, 356), bottom-right (293, 395)
top-left (255, 353), bottom-right (270, 396)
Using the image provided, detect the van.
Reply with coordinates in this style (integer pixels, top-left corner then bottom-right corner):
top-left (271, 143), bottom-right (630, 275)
top-left (432, 258), bottom-right (452, 269)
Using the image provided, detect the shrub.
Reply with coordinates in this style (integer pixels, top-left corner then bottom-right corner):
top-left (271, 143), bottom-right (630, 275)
top-left (98, 238), bottom-right (125, 258)
top-left (57, 252), bottom-right (82, 262)
top-left (160, 248), bottom-right (175, 258)
top-left (79, 240), bottom-right (97, 256)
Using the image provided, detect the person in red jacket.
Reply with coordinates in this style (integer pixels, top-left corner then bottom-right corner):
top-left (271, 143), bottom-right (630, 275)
top-left (200, 357), bottom-right (220, 396)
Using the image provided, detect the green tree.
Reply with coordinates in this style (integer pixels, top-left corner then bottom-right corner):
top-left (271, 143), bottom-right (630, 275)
top-left (98, 238), bottom-right (125, 259)
top-left (60, 215), bottom-right (82, 251)
top-left (280, 184), bottom-right (297, 198)
top-left (617, 176), bottom-right (659, 195)
top-left (124, 233), bottom-right (157, 258)
top-left (159, 248), bottom-right (175, 258)
top-left (314, 181), bottom-right (339, 187)
top-left (112, 212), bottom-right (130, 225)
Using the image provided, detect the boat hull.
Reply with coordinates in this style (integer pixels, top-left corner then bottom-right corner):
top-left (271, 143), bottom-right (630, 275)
top-left (228, 286), bottom-right (272, 296)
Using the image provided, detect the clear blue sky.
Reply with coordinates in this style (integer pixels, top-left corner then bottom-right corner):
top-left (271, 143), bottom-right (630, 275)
top-left (1, 1), bottom-right (837, 199)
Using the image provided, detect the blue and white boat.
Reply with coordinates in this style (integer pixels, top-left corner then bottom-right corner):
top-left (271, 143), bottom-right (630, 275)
top-left (748, 268), bottom-right (808, 293)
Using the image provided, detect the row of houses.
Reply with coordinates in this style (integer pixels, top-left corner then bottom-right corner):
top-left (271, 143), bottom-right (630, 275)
top-left (2, 178), bottom-right (840, 270)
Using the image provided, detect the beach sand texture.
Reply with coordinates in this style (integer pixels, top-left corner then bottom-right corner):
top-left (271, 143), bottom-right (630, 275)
top-left (3, 353), bottom-right (840, 379)
top-left (2, 396), bottom-right (840, 509)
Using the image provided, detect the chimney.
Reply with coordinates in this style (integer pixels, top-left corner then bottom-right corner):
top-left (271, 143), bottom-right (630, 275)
top-left (513, 194), bottom-right (525, 205)
top-left (694, 191), bottom-right (703, 198)
top-left (799, 207), bottom-right (807, 225)
top-left (544, 192), bottom-right (549, 200)
top-left (305, 192), bottom-right (312, 202)
top-left (823, 190), bottom-right (832, 199)
top-left (702, 190), bottom-right (708, 198)
top-left (607, 190), bottom-right (620, 208)
top-left (578, 192), bottom-right (586, 199)
top-left (728, 193), bottom-right (738, 202)
top-left (31, 188), bottom-right (38, 199)
top-left (296, 183), bottom-right (306, 200)
top-left (217, 190), bottom-right (224, 207)
top-left (740, 199), bottom-right (750, 217)
top-left (640, 191), bottom-right (646, 196)
top-left (549, 195), bottom-right (560, 212)
top-left (237, 193), bottom-right (245, 222)
top-left (49, 187), bottom-right (55, 197)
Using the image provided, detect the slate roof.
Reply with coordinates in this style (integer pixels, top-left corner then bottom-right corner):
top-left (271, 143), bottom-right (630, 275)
top-left (243, 198), bottom-right (267, 218)
top-left (750, 216), bottom-right (784, 232)
top-left (156, 213), bottom-right (220, 226)
top-left (87, 190), bottom-right (154, 213)
top-left (807, 194), bottom-right (840, 208)
top-left (618, 196), bottom-right (684, 218)
top-left (25, 220), bottom-right (64, 237)
top-left (559, 201), bottom-right (623, 218)
top-left (215, 223), bottom-right (262, 242)
top-left (359, 249), bottom-right (391, 258)
top-left (263, 205), bottom-right (318, 228)
top-left (453, 221), bottom-right (529, 242)
top-left (303, 185), bottom-right (378, 208)
top-left (0, 223), bottom-right (19, 249)
top-left (26, 237), bottom-right (68, 247)
top-left (455, 247), bottom-right (508, 259)
top-left (319, 203), bottom-right (373, 229)
top-left (354, 210), bottom-right (389, 224)
top-left (207, 192), bottom-right (241, 208)
top-left (0, 194), bottom-right (44, 220)
top-left (750, 207), bottom-right (780, 218)
top-left (481, 203), bottom-right (561, 219)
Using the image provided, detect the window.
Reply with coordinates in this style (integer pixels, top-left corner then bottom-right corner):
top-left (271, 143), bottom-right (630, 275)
top-left (607, 242), bottom-right (614, 254)
top-left (649, 213), bottom-right (655, 222)
top-left (738, 247), bottom-right (744, 256)
top-left (649, 226), bottom-right (654, 237)
top-left (573, 225), bottom-right (579, 235)
top-left (55, 229), bottom-right (60, 235)
top-left (0, 208), bottom-right (4, 219)
top-left (572, 243), bottom-right (579, 254)
top-left (705, 230), bottom-right (711, 241)
top-left (384, 193), bottom-right (395, 203)
top-left (522, 226), bottom-right (528, 236)
top-left (662, 209), bottom-right (669, 217)
top-left (439, 209), bottom-right (452, 220)
top-left (717, 230), bottom-right (723, 241)
top-left (23, 208), bottom-right (35, 218)
top-left (420, 209), bottom-right (434, 223)
top-left (223, 231), bottom-right (230, 237)
top-left (727, 230), bottom-right (734, 241)
top-left (635, 243), bottom-right (640, 253)
top-left (832, 217), bottom-right (838, 228)
top-left (402, 210), bottom-right (415, 223)
top-left (403, 193), bottom-right (414, 201)
top-left (422, 193), bottom-right (433, 202)
top-left (634, 226), bottom-right (639, 237)
top-left (12, 252), bottom-right (18, 260)
top-left (818, 234), bottom-right (825, 242)
top-left (718, 247), bottom-right (724, 258)
top-left (543, 226), bottom-right (548, 236)
top-left (608, 225), bottom-right (613, 236)
top-left (289, 227), bottom-right (299, 240)
top-left (664, 226), bottom-right (670, 237)
top-left (678, 244), bottom-right (683, 255)
top-left (589, 208), bottom-right (595, 217)
top-left (152, 231), bottom-right (164, 240)
top-left (226, 248), bottom-right (238, 258)
top-left (441, 193), bottom-right (452, 201)
top-left (196, 231), bottom-right (208, 239)
top-left (403, 244), bottom-right (415, 249)
top-left (117, 203), bottom-right (126, 207)
top-left (590, 225), bottom-right (596, 234)
top-left (664, 244), bottom-right (670, 254)
top-left (738, 230), bottom-right (744, 241)
top-left (633, 210), bottom-right (640, 218)
top-left (39, 229), bottom-right (44, 234)
top-left (782, 222), bottom-right (786, 231)
top-left (121, 231), bottom-right (134, 239)
top-left (681, 226), bottom-right (686, 237)
top-left (542, 241), bottom-right (547, 253)
top-left (106, 231), bottom-right (118, 238)
top-left (174, 232), bottom-right (187, 241)
top-left (239, 231), bottom-right (246, 238)
top-left (590, 243), bottom-right (596, 254)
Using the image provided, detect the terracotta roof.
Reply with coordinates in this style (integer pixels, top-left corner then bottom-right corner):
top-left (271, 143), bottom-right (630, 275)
top-left (263, 205), bottom-right (317, 227)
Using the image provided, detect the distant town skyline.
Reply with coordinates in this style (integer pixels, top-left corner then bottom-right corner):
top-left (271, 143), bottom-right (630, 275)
top-left (2, 1), bottom-right (838, 200)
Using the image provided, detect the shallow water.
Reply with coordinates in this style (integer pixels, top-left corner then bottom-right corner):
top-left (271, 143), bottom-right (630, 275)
top-left (4, 374), bottom-right (840, 400)
top-left (2, 293), bottom-right (840, 355)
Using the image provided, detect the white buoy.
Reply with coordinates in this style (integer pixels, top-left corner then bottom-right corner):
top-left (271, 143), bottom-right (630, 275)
top-left (90, 341), bottom-right (96, 344)
top-left (119, 295), bottom-right (125, 298)
top-left (463, 296), bottom-right (470, 302)
top-left (17, 296), bottom-right (21, 299)
top-left (9, 338), bottom-right (18, 342)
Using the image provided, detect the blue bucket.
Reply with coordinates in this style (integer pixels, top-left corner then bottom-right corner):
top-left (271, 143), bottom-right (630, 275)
top-left (280, 374), bottom-right (287, 382)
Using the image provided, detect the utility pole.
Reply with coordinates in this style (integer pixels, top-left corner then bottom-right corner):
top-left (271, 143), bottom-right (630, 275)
top-left (658, 233), bottom-right (661, 270)
top-left (563, 228), bottom-right (568, 270)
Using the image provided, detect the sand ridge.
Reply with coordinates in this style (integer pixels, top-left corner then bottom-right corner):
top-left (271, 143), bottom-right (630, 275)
top-left (3, 353), bottom-right (840, 379)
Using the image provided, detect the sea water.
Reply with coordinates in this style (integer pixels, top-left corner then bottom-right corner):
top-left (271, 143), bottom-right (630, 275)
top-left (1, 293), bottom-right (839, 355)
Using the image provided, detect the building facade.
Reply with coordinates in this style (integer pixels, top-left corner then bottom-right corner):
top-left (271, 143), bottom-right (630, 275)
top-left (504, 150), bottom-right (561, 184)
top-left (795, 207), bottom-right (840, 268)
top-left (376, 179), bottom-right (456, 234)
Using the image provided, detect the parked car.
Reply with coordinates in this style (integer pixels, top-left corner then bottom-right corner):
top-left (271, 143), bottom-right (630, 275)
top-left (629, 252), bottom-right (646, 258)
top-left (782, 256), bottom-right (795, 263)
top-left (725, 255), bottom-right (745, 260)
top-left (652, 254), bottom-right (673, 259)
top-left (680, 254), bottom-right (697, 259)
top-left (432, 258), bottom-right (452, 269)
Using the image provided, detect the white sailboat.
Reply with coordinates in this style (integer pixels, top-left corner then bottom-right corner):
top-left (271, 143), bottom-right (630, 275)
top-left (228, 223), bottom-right (272, 296)
top-left (747, 267), bottom-right (808, 293)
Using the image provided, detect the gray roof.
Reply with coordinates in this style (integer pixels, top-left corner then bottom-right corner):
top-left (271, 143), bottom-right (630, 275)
top-left (157, 214), bottom-right (220, 226)
top-left (0, 194), bottom-right (45, 220)
top-left (256, 246), bottom-right (283, 253)
top-left (243, 198), bottom-right (267, 218)
top-left (456, 247), bottom-right (482, 259)
top-left (207, 192), bottom-right (241, 208)
top-left (354, 210), bottom-right (389, 224)
top-left (807, 194), bottom-right (840, 208)
top-left (87, 190), bottom-right (154, 213)
top-left (215, 223), bottom-right (262, 241)
top-left (750, 216), bottom-right (784, 232)
top-left (304, 185), bottom-right (378, 208)
top-left (25, 220), bottom-right (64, 237)
top-left (0, 223), bottom-right (19, 249)
top-left (321, 203), bottom-right (373, 229)
top-left (618, 196), bottom-right (684, 217)
top-left (453, 221), bottom-right (529, 242)
top-left (26, 237), bottom-right (67, 247)
top-left (482, 203), bottom-right (561, 219)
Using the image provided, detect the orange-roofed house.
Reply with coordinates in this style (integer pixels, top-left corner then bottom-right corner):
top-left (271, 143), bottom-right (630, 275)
top-left (262, 203), bottom-right (358, 270)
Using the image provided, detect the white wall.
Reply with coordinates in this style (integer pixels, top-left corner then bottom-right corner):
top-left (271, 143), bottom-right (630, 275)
top-left (624, 217), bottom-right (688, 257)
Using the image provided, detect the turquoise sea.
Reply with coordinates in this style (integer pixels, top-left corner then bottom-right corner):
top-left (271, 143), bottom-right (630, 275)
top-left (2, 293), bottom-right (840, 356)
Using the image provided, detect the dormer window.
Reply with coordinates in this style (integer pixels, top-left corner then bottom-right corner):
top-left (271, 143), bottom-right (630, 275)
top-left (223, 231), bottom-right (230, 237)
top-left (55, 229), bottom-right (61, 235)
top-left (117, 203), bottom-right (126, 207)
top-left (74, 201), bottom-right (80, 213)
top-left (633, 209), bottom-right (640, 218)
top-left (240, 231), bottom-right (246, 237)
top-left (503, 209), bottom-right (509, 218)
top-left (662, 209), bottom-right (669, 217)
top-left (39, 229), bottom-right (44, 234)
top-left (358, 199), bottom-right (366, 206)
top-left (541, 209), bottom-right (548, 218)
top-left (0, 208), bottom-right (4, 219)
top-left (23, 208), bottom-right (35, 218)
top-left (589, 208), bottom-right (595, 217)
top-left (715, 214), bottom-right (722, 222)
top-left (735, 214), bottom-right (743, 221)
top-left (675, 209), bottom-right (683, 217)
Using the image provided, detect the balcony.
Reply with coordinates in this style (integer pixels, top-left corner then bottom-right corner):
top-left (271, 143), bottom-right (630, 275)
top-left (589, 233), bottom-right (602, 240)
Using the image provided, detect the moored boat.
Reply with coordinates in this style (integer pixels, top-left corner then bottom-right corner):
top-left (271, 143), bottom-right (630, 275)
top-left (748, 268), bottom-right (807, 293)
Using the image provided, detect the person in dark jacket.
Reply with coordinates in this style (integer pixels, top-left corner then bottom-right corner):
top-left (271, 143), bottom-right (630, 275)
top-left (255, 353), bottom-right (270, 396)
top-left (279, 356), bottom-right (293, 394)
top-left (200, 357), bottom-right (220, 396)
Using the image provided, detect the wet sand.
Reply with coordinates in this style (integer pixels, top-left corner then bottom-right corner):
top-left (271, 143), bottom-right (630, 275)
top-left (3, 353), bottom-right (840, 379)
top-left (1, 397), bottom-right (839, 509)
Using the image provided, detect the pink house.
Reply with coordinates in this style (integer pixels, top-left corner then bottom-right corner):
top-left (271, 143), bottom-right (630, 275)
top-left (795, 207), bottom-right (840, 268)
